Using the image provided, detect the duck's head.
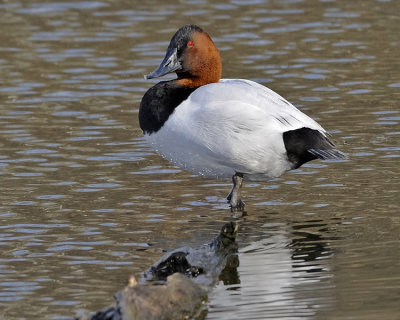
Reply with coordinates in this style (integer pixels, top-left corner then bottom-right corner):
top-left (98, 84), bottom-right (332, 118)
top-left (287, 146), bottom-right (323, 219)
top-left (146, 25), bottom-right (222, 88)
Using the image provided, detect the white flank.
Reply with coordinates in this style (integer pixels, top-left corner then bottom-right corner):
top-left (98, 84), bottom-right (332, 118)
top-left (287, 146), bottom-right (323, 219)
top-left (145, 79), bottom-right (326, 181)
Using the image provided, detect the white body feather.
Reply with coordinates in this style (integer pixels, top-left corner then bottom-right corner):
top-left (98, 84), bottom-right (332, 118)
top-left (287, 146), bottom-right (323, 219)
top-left (144, 79), bottom-right (326, 181)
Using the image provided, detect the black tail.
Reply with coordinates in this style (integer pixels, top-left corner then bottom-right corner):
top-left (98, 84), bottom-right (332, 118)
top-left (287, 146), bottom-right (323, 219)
top-left (283, 127), bottom-right (347, 169)
top-left (308, 148), bottom-right (347, 160)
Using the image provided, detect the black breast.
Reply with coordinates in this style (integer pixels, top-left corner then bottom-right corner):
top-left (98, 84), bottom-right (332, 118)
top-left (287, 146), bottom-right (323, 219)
top-left (139, 81), bottom-right (196, 134)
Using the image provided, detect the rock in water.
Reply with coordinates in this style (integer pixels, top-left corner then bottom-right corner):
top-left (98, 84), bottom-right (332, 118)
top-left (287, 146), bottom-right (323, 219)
top-left (80, 222), bottom-right (239, 320)
top-left (120, 273), bottom-right (207, 320)
top-left (143, 222), bottom-right (239, 286)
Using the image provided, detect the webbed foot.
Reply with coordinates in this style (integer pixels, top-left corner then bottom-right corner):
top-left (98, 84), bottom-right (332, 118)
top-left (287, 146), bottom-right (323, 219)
top-left (227, 172), bottom-right (246, 214)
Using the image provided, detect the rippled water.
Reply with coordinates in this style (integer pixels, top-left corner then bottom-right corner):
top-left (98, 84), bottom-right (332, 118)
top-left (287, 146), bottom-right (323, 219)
top-left (0, 0), bottom-right (399, 319)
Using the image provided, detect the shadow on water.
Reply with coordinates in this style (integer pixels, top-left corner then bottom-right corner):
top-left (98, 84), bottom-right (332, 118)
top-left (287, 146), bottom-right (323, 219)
top-left (206, 212), bottom-right (342, 320)
top-left (290, 219), bottom-right (340, 271)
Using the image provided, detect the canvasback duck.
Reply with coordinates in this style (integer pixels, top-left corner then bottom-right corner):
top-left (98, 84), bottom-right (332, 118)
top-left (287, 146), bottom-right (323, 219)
top-left (139, 25), bottom-right (346, 212)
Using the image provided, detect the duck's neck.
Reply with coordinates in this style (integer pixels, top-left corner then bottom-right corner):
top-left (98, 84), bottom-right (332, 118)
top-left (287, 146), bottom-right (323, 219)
top-left (177, 68), bottom-right (221, 88)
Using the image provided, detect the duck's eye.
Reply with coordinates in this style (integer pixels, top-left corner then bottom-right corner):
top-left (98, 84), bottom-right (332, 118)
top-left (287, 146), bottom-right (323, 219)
top-left (187, 40), bottom-right (194, 48)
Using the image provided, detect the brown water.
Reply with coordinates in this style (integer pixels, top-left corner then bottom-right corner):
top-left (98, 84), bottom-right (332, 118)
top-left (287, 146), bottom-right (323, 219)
top-left (0, 0), bottom-right (399, 319)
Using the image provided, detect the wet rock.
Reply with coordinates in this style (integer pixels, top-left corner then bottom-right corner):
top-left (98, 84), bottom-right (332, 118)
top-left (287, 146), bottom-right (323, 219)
top-left (122, 273), bottom-right (207, 320)
top-left (80, 222), bottom-right (239, 320)
top-left (145, 250), bottom-right (204, 281)
top-left (87, 273), bottom-right (207, 320)
top-left (88, 306), bottom-right (120, 320)
top-left (144, 222), bottom-right (239, 286)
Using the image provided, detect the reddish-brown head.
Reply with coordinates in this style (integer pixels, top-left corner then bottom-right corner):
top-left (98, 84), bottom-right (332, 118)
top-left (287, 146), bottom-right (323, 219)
top-left (146, 25), bottom-right (222, 88)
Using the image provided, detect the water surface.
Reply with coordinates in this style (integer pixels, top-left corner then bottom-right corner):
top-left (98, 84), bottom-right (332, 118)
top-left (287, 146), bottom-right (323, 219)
top-left (0, 0), bottom-right (399, 319)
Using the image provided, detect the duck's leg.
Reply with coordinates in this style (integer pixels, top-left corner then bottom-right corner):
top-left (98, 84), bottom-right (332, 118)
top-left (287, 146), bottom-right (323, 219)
top-left (227, 172), bottom-right (245, 212)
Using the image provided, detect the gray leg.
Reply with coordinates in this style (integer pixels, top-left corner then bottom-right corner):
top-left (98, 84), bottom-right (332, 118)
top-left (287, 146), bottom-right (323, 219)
top-left (227, 172), bottom-right (245, 213)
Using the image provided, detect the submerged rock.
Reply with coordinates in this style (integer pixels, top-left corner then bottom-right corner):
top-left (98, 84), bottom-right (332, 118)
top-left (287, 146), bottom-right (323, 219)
top-left (80, 222), bottom-right (239, 320)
